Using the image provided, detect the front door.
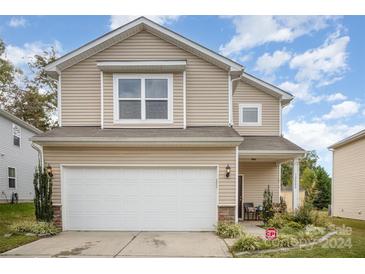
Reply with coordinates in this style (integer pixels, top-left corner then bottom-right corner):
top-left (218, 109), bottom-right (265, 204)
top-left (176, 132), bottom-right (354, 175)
top-left (238, 175), bottom-right (243, 219)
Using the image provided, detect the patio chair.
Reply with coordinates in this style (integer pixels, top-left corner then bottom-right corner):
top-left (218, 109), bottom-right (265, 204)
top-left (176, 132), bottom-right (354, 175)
top-left (243, 202), bottom-right (256, 221)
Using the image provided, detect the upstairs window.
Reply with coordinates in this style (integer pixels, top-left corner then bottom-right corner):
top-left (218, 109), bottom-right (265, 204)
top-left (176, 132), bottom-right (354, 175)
top-left (12, 124), bottom-right (21, 147)
top-left (239, 103), bottom-right (262, 126)
top-left (8, 167), bottom-right (16, 188)
top-left (114, 74), bottom-right (172, 123)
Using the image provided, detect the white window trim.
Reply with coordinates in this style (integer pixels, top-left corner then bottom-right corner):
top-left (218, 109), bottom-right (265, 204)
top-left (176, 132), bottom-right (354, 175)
top-left (113, 73), bottom-right (173, 124)
top-left (12, 123), bottom-right (21, 148)
top-left (8, 167), bottom-right (16, 189)
top-left (239, 103), bottom-right (262, 127)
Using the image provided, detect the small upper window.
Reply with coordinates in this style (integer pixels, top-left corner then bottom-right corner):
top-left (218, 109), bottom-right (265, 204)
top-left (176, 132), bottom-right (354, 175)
top-left (12, 124), bottom-right (21, 147)
top-left (239, 103), bottom-right (262, 126)
top-left (8, 167), bottom-right (16, 188)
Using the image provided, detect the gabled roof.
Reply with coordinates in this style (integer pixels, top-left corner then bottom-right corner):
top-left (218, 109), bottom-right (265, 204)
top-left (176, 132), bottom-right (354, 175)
top-left (0, 108), bottom-right (43, 134)
top-left (329, 129), bottom-right (365, 149)
top-left (45, 17), bottom-right (243, 78)
top-left (240, 72), bottom-right (294, 106)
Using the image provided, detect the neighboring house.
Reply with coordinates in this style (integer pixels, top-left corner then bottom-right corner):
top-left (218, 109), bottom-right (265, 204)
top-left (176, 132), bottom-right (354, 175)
top-left (32, 17), bottom-right (305, 231)
top-left (329, 130), bottom-right (365, 220)
top-left (0, 109), bottom-right (42, 203)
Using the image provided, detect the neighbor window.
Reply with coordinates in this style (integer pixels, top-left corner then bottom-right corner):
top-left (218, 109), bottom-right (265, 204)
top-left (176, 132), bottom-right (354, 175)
top-left (114, 74), bottom-right (172, 122)
top-left (8, 167), bottom-right (16, 188)
top-left (12, 124), bottom-right (21, 147)
top-left (239, 104), bottom-right (262, 126)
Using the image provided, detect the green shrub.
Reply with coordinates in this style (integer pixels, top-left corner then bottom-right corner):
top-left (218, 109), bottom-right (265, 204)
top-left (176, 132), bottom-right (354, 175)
top-left (10, 221), bottom-right (60, 236)
top-left (231, 234), bottom-right (264, 252)
top-left (262, 185), bottom-right (274, 224)
top-left (280, 222), bottom-right (303, 235)
top-left (216, 222), bottom-right (243, 238)
top-left (33, 165), bottom-right (54, 222)
top-left (293, 204), bottom-right (313, 226)
top-left (267, 212), bottom-right (294, 229)
top-left (274, 234), bottom-right (298, 248)
top-left (311, 211), bottom-right (332, 228)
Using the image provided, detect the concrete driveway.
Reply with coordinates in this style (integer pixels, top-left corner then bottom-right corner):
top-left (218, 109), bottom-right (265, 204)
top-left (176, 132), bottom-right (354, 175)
top-left (1, 231), bottom-right (230, 257)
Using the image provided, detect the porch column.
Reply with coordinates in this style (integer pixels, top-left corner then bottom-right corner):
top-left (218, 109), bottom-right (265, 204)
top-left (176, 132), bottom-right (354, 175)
top-left (292, 157), bottom-right (300, 211)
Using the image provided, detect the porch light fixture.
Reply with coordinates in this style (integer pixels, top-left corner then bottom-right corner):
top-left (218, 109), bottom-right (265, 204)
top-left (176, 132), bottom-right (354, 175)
top-left (225, 164), bottom-right (231, 178)
top-left (46, 164), bottom-right (53, 178)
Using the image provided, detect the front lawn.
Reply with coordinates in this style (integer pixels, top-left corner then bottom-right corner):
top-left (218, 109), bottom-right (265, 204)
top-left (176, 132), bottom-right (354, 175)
top-left (239, 217), bottom-right (365, 258)
top-left (0, 203), bottom-right (38, 253)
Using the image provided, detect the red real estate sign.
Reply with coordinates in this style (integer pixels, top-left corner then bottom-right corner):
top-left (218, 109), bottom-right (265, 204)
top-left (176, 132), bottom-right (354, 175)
top-left (265, 227), bottom-right (278, 240)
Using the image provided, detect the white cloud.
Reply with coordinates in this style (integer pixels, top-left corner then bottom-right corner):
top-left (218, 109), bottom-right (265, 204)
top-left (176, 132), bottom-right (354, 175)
top-left (255, 50), bottom-right (291, 74)
top-left (219, 16), bottom-right (337, 56)
top-left (325, 92), bottom-right (347, 102)
top-left (363, 109), bottom-right (365, 116)
top-left (284, 120), bottom-right (364, 170)
top-left (289, 32), bottom-right (350, 86)
top-left (322, 100), bottom-right (360, 120)
top-left (2, 41), bottom-right (63, 68)
top-left (285, 120), bottom-right (364, 151)
top-left (238, 53), bottom-right (253, 63)
top-left (279, 81), bottom-right (321, 103)
top-left (109, 15), bottom-right (180, 29)
top-left (8, 17), bottom-right (27, 28)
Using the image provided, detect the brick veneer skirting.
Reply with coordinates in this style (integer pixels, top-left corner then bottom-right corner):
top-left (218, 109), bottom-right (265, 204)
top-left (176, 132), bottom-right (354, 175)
top-left (218, 206), bottom-right (235, 222)
top-left (53, 205), bottom-right (62, 229)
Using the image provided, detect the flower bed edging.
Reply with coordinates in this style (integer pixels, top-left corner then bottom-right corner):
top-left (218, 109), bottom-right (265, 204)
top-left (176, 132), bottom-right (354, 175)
top-left (234, 231), bottom-right (337, 256)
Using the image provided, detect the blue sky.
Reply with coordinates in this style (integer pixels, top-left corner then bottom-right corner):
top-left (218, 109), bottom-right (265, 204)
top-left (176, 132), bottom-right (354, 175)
top-left (0, 15), bottom-right (364, 172)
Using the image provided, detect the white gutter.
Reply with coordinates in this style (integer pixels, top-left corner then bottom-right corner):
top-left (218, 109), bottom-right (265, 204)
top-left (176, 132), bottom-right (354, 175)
top-left (31, 143), bottom-right (44, 168)
top-left (57, 74), bottom-right (62, 127)
top-left (100, 71), bottom-right (104, 129)
top-left (183, 70), bottom-right (187, 129)
top-left (229, 76), bottom-right (241, 127)
top-left (32, 136), bottom-right (244, 143)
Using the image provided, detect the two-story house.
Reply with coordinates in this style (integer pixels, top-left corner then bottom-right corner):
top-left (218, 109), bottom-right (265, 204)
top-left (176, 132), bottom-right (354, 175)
top-left (32, 17), bottom-right (305, 231)
top-left (0, 109), bottom-right (42, 203)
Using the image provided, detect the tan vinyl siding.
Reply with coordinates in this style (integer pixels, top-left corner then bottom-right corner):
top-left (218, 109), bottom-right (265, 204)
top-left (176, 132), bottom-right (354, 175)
top-left (233, 81), bottom-right (280, 136)
top-left (44, 147), bottom-right (236, 206)
top-left (61, 64), bottom-right (101, 126)
top-left (332, 137), bottom-right (365, 220)
top-left (239, 162), bottom-right (280, 206)
top-left (61, 30), bottom-right (229, 127)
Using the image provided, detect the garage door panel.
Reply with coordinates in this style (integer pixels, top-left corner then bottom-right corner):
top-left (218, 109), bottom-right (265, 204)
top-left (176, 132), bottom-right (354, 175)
top-left (63, 166), bottom-right (217, 231)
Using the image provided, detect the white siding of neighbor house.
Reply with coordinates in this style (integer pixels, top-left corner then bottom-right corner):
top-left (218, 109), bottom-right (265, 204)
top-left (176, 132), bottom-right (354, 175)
top-left (332, 137), bottom-right (365, 220)
top-left (0, 115), bottom-right (38, 202)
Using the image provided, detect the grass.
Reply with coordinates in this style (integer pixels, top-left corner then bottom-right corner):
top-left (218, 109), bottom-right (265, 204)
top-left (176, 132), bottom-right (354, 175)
top-left (0, 203), bottom-right (38, 253)
top-left (239, 217), bottom-right (365, 258)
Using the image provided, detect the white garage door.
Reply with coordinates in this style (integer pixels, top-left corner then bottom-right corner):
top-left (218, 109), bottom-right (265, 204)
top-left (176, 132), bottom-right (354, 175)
top-left (62, 166), bottom-right (217, 231)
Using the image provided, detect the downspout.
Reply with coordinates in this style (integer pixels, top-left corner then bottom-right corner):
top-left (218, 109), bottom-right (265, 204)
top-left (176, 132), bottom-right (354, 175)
top-left (31, 143), bottom-right (44, 169)
top-left (229, 74), bottom-right (241, 127)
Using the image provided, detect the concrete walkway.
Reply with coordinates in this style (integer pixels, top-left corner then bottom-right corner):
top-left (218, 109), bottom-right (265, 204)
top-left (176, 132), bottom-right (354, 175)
top-left (240, 221), bottom-right (266, 238)
top-left (1, 231), bottom-right (230, 258)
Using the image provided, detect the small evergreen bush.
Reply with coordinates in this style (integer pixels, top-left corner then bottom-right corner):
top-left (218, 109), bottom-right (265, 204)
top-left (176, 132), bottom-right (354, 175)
top-left (293, 204), bottom-right (313, 226)
top-left (262, 185), bottom-right (274, 224)
top-left (33, 165), bottom-right (53, 222)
